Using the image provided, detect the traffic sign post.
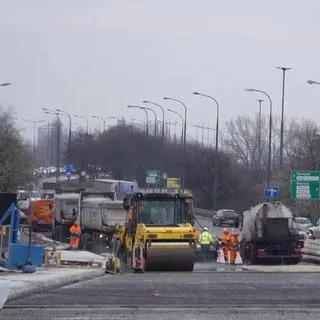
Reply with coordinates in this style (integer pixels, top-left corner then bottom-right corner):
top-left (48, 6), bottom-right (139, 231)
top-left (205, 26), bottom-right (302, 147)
top-left (65, 164), bottom-right (74, 181)
top-left (167, 178), bottom-right (181, 189)
top-left (290, 171), bottom-right (320, 200)
top-left (264, 186), bottom-right (279, 198)
top-left (146, 170), bottom-right (161, 185)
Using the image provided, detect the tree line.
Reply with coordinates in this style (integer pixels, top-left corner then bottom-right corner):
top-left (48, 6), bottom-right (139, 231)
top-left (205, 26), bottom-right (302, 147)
top-left (67, 115), bottom-right (320, 221)
top-left (0, 108), bottom-right (33, 192)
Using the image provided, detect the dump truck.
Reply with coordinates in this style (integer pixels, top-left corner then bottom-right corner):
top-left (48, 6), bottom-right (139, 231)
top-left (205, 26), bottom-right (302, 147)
top-left (53, 191), bottom-right (80, 242)
top-left (240, 201), bottom-right (302, 265)
top-left (106, 192), bottom-right (197, 273)
top-left (78, 191), bottom-right (127, 252)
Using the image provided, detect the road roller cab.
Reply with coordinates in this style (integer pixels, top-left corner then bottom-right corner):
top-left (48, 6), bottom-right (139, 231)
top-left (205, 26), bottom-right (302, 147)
top-left (109, 192), bottom-right (197, 273)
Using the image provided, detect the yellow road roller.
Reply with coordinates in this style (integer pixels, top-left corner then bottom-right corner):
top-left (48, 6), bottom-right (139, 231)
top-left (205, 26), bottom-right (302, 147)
top-left (107, 192), bottom-right (197, 273)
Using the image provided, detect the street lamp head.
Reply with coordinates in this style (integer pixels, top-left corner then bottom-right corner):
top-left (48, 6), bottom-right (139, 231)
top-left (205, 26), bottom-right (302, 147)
top-left (142, 100), bottom-right (149, 103)
top-left (193, 92), bottom-right (200, 95)
top-left (307, 80), bottom-right (315, 85)
top-left (245, 88), bottom-right (255, 92)
top-left (163, 97), bottom-right (169, 100)
top-left (0, 82), bottom-right (11, 87)
top-left (276, 66), bottom-right (292, 71)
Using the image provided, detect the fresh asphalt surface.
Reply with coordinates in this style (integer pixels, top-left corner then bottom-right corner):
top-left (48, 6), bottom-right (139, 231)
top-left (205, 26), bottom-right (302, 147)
top-left (2, 216), bottom-right (320, 319)
top-left (2, 263), bottom-right (320, 319)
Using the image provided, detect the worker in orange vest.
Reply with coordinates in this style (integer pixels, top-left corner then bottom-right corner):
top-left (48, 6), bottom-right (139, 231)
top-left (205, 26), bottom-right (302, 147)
top-left (69, 221), bottom-right (81, 250)
top-left (229, 233), bottom-right (239, 265)
top-left (218, 228), bottom-right (230, 263)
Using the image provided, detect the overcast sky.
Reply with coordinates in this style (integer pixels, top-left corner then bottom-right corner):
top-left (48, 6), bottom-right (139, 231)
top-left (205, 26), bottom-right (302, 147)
top-left (1, 1), bottom-right (320, 141)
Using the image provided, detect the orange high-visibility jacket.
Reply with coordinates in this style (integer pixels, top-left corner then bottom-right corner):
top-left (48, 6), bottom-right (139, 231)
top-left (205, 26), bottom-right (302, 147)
top-left (69, 225), bottom-right (81, 238)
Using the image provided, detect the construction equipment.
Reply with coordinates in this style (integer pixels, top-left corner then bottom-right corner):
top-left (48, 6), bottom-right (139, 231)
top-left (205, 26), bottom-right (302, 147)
top-left (0, 193), bottom-right (44, 273)
top-left (53, 191), bottom-right (80, 242)
top-left (107, 192), bottom-right (196, 273)
top-left (26, 199), bottom-right (54, 232)
top-left (240, 201), bottom-right (302, 265)
top-left (78, 191), bottom-right (127, 252)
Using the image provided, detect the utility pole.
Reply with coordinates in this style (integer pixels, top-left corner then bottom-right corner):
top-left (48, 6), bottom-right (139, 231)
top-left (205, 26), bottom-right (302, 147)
top-left (276, 66), bottom-right (291, 169)
top-left (257, 99), bottom-right (263, 170)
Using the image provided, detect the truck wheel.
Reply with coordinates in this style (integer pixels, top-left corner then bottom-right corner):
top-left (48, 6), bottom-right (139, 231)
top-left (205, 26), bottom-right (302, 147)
top-left (54, 225), bottom-right (66, 242)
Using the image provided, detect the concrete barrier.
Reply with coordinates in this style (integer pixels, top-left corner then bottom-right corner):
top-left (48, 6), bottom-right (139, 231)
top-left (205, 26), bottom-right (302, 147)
top-left (302, 238), bottom-right (320, 264)
top-left (195, 208), bottom-right (215, 219)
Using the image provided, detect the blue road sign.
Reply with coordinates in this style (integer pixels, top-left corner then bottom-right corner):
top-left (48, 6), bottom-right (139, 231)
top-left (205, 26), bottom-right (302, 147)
top-left (264, 186), bottom-right (279, 198)
top-left (65, 164), bottom-right (74, 174)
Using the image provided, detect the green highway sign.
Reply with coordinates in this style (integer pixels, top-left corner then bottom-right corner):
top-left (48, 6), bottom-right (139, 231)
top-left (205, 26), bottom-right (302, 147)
top-left (146, 170), bottom-right (161, 185)
top-left (290, 171), bottom-right (320, 200)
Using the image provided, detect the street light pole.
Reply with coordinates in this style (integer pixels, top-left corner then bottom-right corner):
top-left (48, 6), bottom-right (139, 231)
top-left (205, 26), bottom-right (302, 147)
top-left (42, 108), bottom-right (61, 190)
top-left (92, 115), bottom-right (106, 131)
top-left (167, 109), bottom-right (184, 146)
top-left (245, 88), bottom-right (273, 188)
top-left (141, 106), bottom-right (157, 136)
top-left (276, 66), bottom-right (292, 169)
top-left (193, 92), bottom-right (220, 209)
top-left (74, 114), bottom-right (89, 134)
top-left (257, 99), bottom-right (263, 171)
top-left (127, 105), bottom-right (149, 135)
top-left (143, 101), bottom-right (165, 143)
top-left (56, 108), bottom-right (72, 166)
top-left (164, 97), bottom-right (187, 192)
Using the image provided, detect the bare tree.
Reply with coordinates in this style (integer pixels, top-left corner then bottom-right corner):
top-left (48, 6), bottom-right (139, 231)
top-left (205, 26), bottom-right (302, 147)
top-left (0, 109), bottom-right (34, 191)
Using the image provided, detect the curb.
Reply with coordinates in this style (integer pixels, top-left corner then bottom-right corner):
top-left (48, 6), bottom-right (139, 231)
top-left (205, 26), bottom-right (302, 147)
top-left (6, 269), bottom-right (106, 302)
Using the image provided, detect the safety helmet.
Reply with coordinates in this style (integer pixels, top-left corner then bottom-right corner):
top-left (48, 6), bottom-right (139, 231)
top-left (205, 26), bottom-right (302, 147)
top-left (223, 228), bottom-right (229, 234)
top-left (203, 227), bottom-right (208, 231)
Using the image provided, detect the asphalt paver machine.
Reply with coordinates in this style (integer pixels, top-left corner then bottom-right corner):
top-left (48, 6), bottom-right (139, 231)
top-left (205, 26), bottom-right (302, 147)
top-left (107, 192), bottom-right (197, 273)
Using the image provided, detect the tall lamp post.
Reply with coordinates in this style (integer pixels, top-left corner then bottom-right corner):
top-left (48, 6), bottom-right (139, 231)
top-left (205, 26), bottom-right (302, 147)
top-left (167, 108), bottom-right (184, 145)
top-left (143, 101), bottom-right (165, 142)
top-left (141, 106), bottom-right (157, 136)
top-left (193, 92), bottom-right (220, 209)
top-left (127, 105), bottom-right (149, 135)
top-left (245, 88), bottom-right (273, 189)
top-left (42, 108), bottom-right (62, 190)
top-left (56, 108), bottom-right (72, 166)
top-left (257, 99), bottom-right (263, 171)
top-left (74, 114), bottom-right (89, 134)
top-left (163, 97), bottom-right (187, 192)
top-left (276, 66), bottom-right (292, 169)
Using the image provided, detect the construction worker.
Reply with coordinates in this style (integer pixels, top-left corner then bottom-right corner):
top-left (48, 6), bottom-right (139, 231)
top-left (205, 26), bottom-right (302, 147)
top-left (198, 227), bottom-right (214, 262)
top-left (69, 221), bottom-right (81, 250)
top-left (219, 228), bottom-right (230, 263)
top-left (229, 233), bottom-right (239, 265)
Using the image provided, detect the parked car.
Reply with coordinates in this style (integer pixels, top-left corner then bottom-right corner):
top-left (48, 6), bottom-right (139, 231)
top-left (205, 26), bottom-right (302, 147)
top-left (293, 217), bottom-right (313, 232)
top-left (212, 209), bottom-right (240, 227)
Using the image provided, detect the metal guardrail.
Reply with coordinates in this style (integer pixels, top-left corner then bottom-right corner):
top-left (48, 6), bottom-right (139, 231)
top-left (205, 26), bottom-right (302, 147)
top-left (302, 238), bottom-right (320, 264)
top-left (195, 208), bottom-right (216, 219)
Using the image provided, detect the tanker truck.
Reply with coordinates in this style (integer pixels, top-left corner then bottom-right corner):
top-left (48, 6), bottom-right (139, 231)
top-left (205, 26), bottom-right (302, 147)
top-left (240, 201), bottom-right (302, 265)
top-left (78, 191), bottom-right (127, 252)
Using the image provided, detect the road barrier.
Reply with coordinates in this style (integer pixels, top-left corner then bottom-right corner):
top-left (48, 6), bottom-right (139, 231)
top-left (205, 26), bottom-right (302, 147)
top-left (302, 238), bottom-right (320, 264)
top-left (195, 208), bottom-right (216, 219)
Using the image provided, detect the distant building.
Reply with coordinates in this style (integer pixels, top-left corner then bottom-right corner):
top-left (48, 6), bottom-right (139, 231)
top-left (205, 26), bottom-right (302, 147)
top-left (36, 120), bottom-right (67, 166)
